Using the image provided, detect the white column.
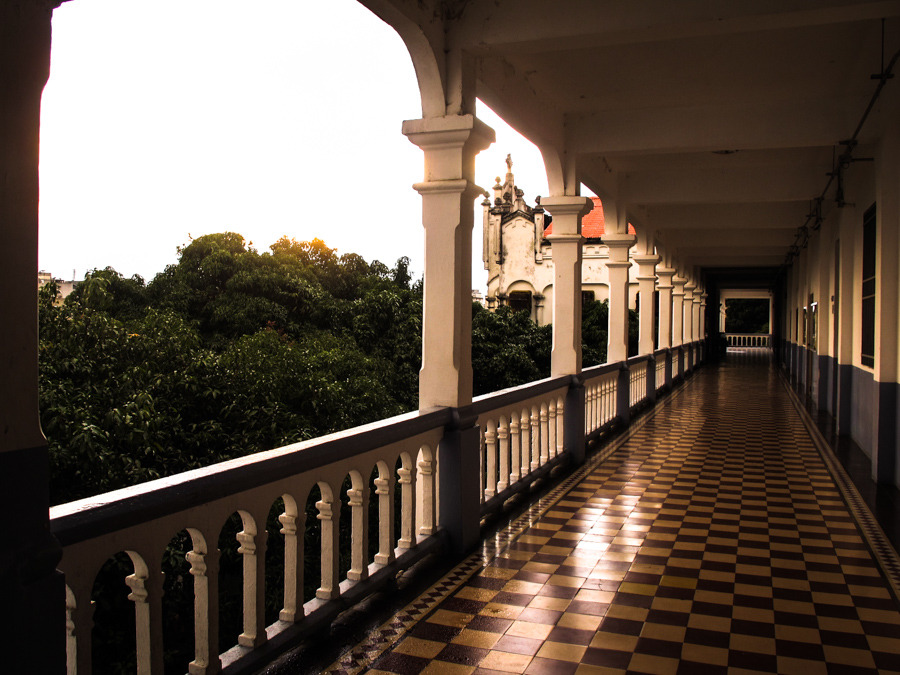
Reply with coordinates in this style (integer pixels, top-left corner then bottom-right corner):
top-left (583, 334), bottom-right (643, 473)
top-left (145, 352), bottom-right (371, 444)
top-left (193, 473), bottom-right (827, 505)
top-left (633, 254), bottom-right (660, 355)
top-left (672, 277), bottom-right (686, 347)
top-left (542, 197), bottom-right (594, 376)
top-left (683, 282), bottom-right (696, 344)
top-left (606, 234), bottom-right (636, 362)
top-left (656, 268), bottom-right (675, 349)
top-left (403, 115), bottom-right (495, 409)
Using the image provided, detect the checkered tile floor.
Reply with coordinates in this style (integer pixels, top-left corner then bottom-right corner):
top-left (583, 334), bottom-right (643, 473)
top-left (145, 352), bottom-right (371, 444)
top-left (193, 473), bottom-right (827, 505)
top-left (327, 355), bottom-right (900, 674)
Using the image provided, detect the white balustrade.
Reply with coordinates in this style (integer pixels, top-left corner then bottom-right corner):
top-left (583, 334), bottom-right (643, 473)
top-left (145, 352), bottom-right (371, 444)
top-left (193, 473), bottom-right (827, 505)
top-left (474, 380), bottom-right (569, 506)
top-left (726, 333), bottom-right (771, 348)
top-left (583, 365), bottom-right (619, 436)
top-left (52, 411), bottom-right (445, 674)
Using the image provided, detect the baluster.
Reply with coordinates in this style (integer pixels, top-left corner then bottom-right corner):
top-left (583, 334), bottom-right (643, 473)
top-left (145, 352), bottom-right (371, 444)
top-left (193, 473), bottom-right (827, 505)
top-left (236, 524), bottom-right (266, 648)
top-left (186, 535), bottom-right (221, 675)
top-left (519, 408), bottom-right (531, 479)
top-left (497, 416), bottom-right (510, 492)
top-left (124, 562), bottom-right (164, 673)
top-left (483, 421), bottom-right (497, 498)
top-left (374, 474), bottom-right (395, 565)
top-left (398, 463), bottom-right (416, 548)
top-left (417, 453), bottom-right (436, 535)
top-left (65, 587), bottom-right (76, 675)
top-left (347, 483), bottom-right (369, 581)
top-left (539, 403), bottom-right (549, 465)
top-left (509, 413), bottom-right (521, 484)
top-left (316, 495), bottom-right (340, 600)
top-left (555, 396), bottom-right (565, 456)
top-left (545, 402), bottom-right (555, 463)
top-left (278, 509), bottom-right (305, 623)
top-left (530, 406), bottom-right (541, 471)
top-left (479, 431), bottom-right (486, 503)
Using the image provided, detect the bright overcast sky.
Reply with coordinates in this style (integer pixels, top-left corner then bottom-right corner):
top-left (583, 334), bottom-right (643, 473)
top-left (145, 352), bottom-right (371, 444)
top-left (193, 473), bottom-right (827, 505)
top-left (39, 0), bottom-right (554, 292)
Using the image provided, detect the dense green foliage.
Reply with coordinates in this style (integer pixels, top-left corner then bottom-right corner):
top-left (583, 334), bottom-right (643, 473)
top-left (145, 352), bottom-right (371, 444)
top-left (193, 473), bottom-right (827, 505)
top-left (41, 234), bottom-right (420, 504)
top-left (725, 298), bottom-right (770, 333)
top-left (41, 238), bottom-right (640, 504)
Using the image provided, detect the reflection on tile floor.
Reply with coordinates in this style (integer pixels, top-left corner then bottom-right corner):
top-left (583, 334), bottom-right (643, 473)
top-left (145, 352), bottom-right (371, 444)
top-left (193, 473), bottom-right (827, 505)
top-left (328, 356), bottom-right (900, 674)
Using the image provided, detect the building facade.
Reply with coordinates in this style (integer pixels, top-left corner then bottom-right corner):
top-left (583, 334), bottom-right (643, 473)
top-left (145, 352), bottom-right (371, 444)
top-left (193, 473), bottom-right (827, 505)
top-left (482, 159), bottom-right (637, 324)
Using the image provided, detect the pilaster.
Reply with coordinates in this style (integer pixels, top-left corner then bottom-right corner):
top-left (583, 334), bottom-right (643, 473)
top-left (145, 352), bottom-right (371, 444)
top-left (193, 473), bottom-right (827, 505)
top-left (683, 282), bottom-right (696, 345)
top-left (605, 234), bottom-right (636, 362)
top-left (633, 254), bottom-right (660, 355)
top-left (656, 268), bottom-right (675, 349)
top-left (541, 196), bottom-right (594, 376)
top-left (672, 277), bottom-right (686, 348)
top-left (403, 115), bottom-right (495, 409)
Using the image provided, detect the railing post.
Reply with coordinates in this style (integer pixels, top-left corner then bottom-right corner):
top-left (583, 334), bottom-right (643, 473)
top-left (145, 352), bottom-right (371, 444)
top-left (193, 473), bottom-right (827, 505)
top-left (616, 363), bottom-right (631, 425)
top-left (646, 356), bottom-right (657, 404)
top-left (438, 407), bottom-right (482, 555)
top-left (665, 348), bottom-right (673, 389)
top-left (565, 375), bottom-right (586, 465)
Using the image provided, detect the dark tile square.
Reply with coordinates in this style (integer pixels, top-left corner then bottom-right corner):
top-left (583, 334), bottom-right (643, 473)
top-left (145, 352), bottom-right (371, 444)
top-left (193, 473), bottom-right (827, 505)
top-left (441, 596), bottom-right (487, 614)
top-left (730, 618), bottom-right (775, 638)
top-left (468, 576), bottom-right (507, 590)
top-left (635, 636), bottom-right (682, 659)
top-left (774, 639), bottom-right (825, 661)
top-left (819, 630), bottom-right (868, 650)
top-left (645, 608), bottom-right (691, 626)
top-left (372, 650), bottom-right (430, 675)
top-left (434, 643), bottom-right (489, 667)
top-left (684, 627), bottom-right (730, 649)
top-left (582, 646), bottom-right (632, 668)
top-left (728, 649), bottom-right (777, 672)
top-left (467, 615), bottom-right (512, 633)
top-left (492, 591), bottom-right (534, 607)
top-left (599, 616), bottom-right (643, 636)
top-left (409, 620), bottom-right (462, 642)
top-left (691, 601), bottom-right (732, 618)
top-left (546, 626), bottom-right (594, 646)
top-left (537, 584), bottom-right (578, 599)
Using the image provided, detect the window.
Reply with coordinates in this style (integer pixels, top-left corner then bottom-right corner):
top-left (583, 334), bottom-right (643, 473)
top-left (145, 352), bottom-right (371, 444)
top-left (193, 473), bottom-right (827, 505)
top-left (861, 204), bottom-right (876, 368)
top-left (508, 291), bottom-right (533, 315)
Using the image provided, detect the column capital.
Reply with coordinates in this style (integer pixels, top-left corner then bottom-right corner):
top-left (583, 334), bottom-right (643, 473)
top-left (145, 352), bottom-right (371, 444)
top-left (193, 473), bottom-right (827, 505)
top-left (403, 114), bottom-right (495, 180)
top-left (540, 195), bottom-right (594, 221)
top-left (656, 267), bottom-right (675, 289)
top-left (632, 253), bottom-right (660, 265)
top-left (672, 277), bottom-right (686, 295)
top-left (603, 233), bottom-right (635, 263)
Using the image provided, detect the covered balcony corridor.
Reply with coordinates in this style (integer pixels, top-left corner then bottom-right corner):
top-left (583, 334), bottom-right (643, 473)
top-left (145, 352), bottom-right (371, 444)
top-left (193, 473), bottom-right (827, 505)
top-left (324, 354), bottom-right (900, 675)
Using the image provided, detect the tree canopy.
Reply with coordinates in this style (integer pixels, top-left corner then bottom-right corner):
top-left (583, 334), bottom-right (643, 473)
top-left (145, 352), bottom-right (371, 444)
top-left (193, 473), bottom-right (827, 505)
top-left (40, 234), bottom-right (636, 504)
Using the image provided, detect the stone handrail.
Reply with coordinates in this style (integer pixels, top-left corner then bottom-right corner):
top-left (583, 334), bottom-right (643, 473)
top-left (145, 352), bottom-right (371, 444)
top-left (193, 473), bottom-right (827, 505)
top-left (472, 375), bottom-right (572, 515)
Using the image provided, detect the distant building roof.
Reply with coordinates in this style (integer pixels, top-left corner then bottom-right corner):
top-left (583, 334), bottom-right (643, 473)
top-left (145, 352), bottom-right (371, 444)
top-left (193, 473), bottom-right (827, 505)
top-left (543, 197), bottom-right (636, 239)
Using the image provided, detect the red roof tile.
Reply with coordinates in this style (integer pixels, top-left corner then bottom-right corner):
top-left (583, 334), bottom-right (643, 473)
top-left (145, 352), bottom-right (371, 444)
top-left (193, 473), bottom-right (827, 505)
top-left (543, 197), bottom-right (635, 238)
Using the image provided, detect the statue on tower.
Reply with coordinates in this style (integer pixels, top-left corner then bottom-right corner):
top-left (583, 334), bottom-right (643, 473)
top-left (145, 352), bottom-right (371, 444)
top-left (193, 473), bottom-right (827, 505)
top-left (506, 153), bottom-right (513, 172)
